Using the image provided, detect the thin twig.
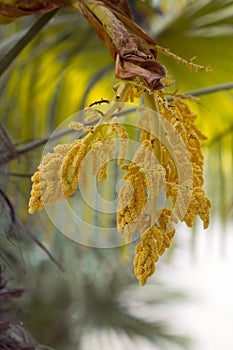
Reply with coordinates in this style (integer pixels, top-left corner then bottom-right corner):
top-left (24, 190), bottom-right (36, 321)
top-left (0, 9), bottom-right (59, 78)
top-left (185, 82), bottom-right (233, 97)
top-left (17, 128), bottom-right (73, 156)
top-left (0, 123), bottom-right (17, 155)
top-left (155, 44), bottom-right (211, 72)
top-left (0, 188), bottom-right (15, 234)
top-left (0, 172), bottom-right (33, 178)
top-left (0, 128), bottom-right (74, 166)
top-left (17, 219), bottom-right (64, 272)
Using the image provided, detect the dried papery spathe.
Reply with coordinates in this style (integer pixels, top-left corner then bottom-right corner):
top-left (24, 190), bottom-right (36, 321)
top-left (76, 0), bottom-right (166, 90)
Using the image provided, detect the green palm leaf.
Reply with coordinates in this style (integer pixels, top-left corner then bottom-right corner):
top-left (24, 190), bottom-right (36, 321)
top-left (154, 0), bottom-right (233, 138)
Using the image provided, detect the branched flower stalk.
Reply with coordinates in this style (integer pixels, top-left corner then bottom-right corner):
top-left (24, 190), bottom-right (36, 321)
top-left (0, 0), bottom-right (211, 285)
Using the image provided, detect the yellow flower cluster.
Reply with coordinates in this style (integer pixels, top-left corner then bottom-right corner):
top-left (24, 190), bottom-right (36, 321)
top-left (28, 144), bottom-right (70, 214)
top-left (62, 139), bottom-right (88, 197)
top-left (134, 209), bottom-right (176, 286)
top-left (108, 122), bottom-right (128, 164)
top-left (29, 120), bottom-right (128, 213)
top-left (117, 138), bottom-right (166, 243)
top-left (28, 84), bottom-right (211, 286)
top-left (131, 93), bottom-right (211, 285)
top-left (90, 137), bottom-right (115, 183)
top-left (158, 96), bottom-right (211, 228)
top-left (117, 162), bottom-right (148, 243)
top-left (134, 227), bottom-right (159, 286)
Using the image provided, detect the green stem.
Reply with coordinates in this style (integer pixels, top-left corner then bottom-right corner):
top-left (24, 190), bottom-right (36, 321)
top-left (144, 92), bottom-right (161, 225)
top-left (84, 2), bottom-right (121, 40)
top-left (99, 81), bottom-right (129, 124)
top-left (0, 9), bottom-right (59, 78)
top-left (144, 92), bottom-right (161, 160)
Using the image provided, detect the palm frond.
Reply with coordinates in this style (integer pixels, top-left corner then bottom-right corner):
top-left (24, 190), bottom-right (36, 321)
top-left (14, 244), bottom-right (190, 350)
top-left (154, 0), bottom-right (233, 141)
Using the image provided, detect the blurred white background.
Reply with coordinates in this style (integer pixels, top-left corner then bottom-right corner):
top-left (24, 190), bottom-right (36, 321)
top-left (163, 219), bottom-right (233, 350)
